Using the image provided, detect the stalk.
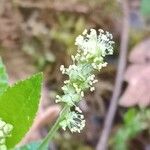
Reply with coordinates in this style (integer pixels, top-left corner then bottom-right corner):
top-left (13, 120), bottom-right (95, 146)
top-left (38, 29), bottom-right (114, 150)
top-left (38, 104), bottom-right (69, 150)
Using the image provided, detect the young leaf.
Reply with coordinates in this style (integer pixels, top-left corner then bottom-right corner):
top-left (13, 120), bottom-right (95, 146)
top-left (0, 73), bottom-right (43, 148)
top-left (0, 58), bottom-right (8, 95)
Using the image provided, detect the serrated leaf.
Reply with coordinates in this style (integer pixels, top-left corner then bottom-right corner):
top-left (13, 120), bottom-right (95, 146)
top-left (0, 73), bottom-right (43, 148)
top-left (0, 58), bottom-right (8, 95)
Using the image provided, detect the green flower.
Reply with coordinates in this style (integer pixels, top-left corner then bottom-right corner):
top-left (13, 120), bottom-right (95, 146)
top-left (59, 111), bottom-right (85, 133)
top-left (56, 29), bottom-right (114, 133)
top-left (75, 29), bottom-right (114, 56)
top-left (0, 118), bottom-right (13, 150)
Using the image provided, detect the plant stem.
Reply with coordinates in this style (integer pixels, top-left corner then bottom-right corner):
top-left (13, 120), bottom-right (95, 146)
top-left (38, 104), bottom-right (69, 150)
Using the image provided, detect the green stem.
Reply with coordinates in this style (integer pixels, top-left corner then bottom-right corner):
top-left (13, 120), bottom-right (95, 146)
top-left (38, 104), bottom-right (69, 150)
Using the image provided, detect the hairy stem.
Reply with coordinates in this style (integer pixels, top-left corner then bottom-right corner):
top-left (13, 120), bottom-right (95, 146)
top-left (38, 104), bottom-right (69, 150)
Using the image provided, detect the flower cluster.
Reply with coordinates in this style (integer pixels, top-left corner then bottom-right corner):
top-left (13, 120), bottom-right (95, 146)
top-left (0, 118), bottom-right (13, 150)
top-left (59, 111), bottom-right (85, 133)
top-left (75, 29), bottom-right (114, 70)
top-left (56, 29), bottom-right (114, 133)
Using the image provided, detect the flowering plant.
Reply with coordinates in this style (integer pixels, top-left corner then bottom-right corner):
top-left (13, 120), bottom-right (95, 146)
top-left (39, 29), bottom-right (114, 149)
top-left (0, 58), bottom-right (42, 150)
top-left (0, 119), bottom-right (13, 150)
top-left (0, 29), bottom-right (114, 150)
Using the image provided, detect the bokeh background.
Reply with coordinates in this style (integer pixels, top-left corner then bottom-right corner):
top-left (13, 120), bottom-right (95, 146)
top-left (0, 0), bottom-right (150, 149)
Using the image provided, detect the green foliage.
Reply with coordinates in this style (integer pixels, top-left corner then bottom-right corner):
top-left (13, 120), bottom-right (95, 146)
top-left (113, 108), bottom-right (150, 150)
top-left (38, 29), bottom-right (114, 149)
top-left (141, 0), bottom-right (150, 17)
top-left (56, 29), bottom-right (114, 133)
top-left (0, 58), bottom-right (8, 95)
top-left (0, 72), bottom-right (43, 148)
top-left (23, 37), bottom-right (55, 71)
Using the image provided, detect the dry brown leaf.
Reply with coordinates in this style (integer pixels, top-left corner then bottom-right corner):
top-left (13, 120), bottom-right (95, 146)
top-left (120, 65), bottom-right (150, 107)
top-left (120, 38), bottom-right (150, 107)
top-left (129, 38), bottom-right (150, 64)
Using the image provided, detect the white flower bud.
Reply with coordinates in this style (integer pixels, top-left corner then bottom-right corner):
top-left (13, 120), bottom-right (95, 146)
top-left (0, 119), bottom-right (13, 149)
top-left (90, 87), bottom-right (95, 92)
top-left (60, 65), bottom-right (65, 74)
top-left (3, 124), bottom-right (13, 135)
top-left (0, 131), bottom-right (4, 138)
top-left (0, 139), bottom-right (5, 145)
top-left (0, 121), bottom-right (6, 130)
top-left (75, 107), bottom-right (82, 113)
top-left (60, 111), bottom-right (85, 133)
top-left (82, 29), bottom-right (87, 35)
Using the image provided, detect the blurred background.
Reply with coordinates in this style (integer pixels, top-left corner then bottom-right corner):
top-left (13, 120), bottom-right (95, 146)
top-left (0, 0), bottom-right (150, 149)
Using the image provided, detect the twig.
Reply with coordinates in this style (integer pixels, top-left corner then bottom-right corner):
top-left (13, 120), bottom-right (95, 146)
top-left (96, 0), bottom-right (130, 150)
top-left (38, 104), bottom-right (69, 150)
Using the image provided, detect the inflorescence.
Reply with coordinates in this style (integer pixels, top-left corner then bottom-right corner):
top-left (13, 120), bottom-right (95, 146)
top-left (0, 118), bottom-right (13, 150)
top-left (56, 29), bottom-right (114, 133)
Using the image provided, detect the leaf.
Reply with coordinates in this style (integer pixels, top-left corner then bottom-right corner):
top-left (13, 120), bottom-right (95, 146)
top-left (141, 0), bottom-right (150, 17)
top-left (0, 58), bottom-right (8, 95)
top-left (124, 108), bottom-right (137, 125)
top-left (120, 38), bottom-right (150, 107)
top-left (113, 108), bottom-right (149, 150)
top-left (120, 65), bottom-right (150, 107)
top-left (0, 73), bottom-right (43, 148)
top-left (129, 38), bottom-right (150, 64)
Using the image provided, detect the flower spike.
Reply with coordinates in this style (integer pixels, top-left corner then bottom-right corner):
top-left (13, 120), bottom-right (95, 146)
top-left (56, 29), bottom-right (114, 132)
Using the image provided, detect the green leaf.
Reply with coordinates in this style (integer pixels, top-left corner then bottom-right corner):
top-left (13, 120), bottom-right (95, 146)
top-left (0, 58), bottom-right (8, 95)
top-left (141, 0), bottom-right (150, 17)
top-left (124, 108), bottom-right (137, 125)
top-left (0, 73), bottom-right (43, 148)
